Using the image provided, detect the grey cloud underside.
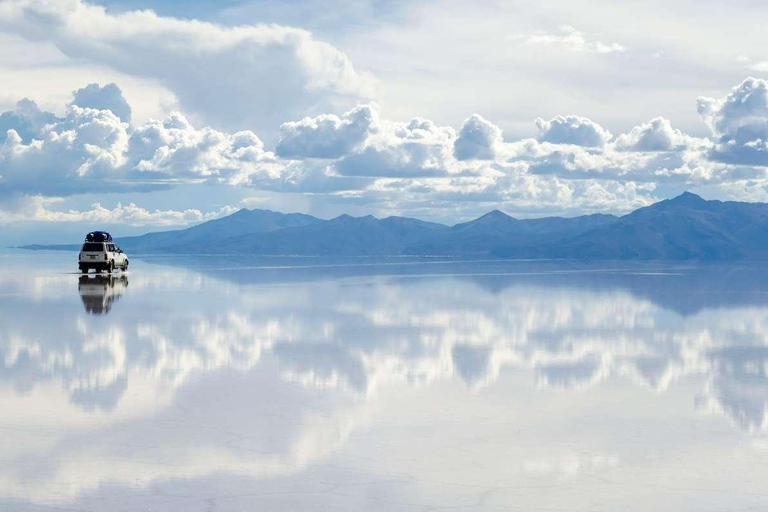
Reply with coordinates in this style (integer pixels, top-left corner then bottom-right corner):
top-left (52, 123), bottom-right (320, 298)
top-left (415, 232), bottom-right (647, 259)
top-left (0, 98), bottom-right (59, 144)
top-left (333, 144), bottom-right (450, 178)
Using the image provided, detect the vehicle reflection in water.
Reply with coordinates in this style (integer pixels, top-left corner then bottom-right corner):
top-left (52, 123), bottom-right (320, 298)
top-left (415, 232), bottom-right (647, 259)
top-left (78, 274), bottom-right (128, 315)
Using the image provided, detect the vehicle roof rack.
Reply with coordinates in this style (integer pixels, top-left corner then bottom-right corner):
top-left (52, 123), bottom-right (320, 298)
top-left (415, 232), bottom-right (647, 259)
top-left (85, 231), bottom-right (113, 242)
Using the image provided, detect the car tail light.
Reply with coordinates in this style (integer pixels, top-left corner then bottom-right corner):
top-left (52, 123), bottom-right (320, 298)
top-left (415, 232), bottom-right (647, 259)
top-left (104, 253), bottom-right (108, 260)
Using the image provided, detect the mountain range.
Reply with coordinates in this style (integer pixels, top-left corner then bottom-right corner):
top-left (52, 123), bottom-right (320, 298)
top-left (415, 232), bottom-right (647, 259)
top-left (21, 192), bottom-right (768, 260)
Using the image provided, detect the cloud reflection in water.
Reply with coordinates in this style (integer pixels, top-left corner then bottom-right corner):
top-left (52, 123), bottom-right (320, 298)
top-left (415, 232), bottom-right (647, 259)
top-left (0, 258), bottom-right (767, 509)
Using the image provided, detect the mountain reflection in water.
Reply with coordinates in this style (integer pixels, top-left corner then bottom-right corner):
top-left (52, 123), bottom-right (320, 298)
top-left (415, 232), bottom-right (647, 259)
top-left (0, 254), bottom-right (767, 511)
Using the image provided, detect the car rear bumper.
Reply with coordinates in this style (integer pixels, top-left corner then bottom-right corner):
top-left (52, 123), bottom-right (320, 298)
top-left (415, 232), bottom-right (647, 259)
top-left (79, 263), bottom-right (110, 271)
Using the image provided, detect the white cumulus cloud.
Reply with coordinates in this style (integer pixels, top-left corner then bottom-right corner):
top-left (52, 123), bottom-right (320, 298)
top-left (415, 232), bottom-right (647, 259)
top-left (332, 115), bottom-right (458, 178)
top-left (0, 84), bottom-right (284, 197)
top-left (535, 115), bottom-right (612, 147)
top-left (276, 104), bottom-right (379, 159)
top-left (614, 117), bottom-right (702, 152)
top-left (0, 104), bottom-right (130, 196)
top-left (126, 112), bottom-right (281, 184)
top-left (0, 0), bottom-right (377, 135)
top-left (454, 114), bottom-right (504, 161)
top-left (698, 77), bottom-right (768, 165)
top-left (70, 83), bottom-right (132, 123)
top-left (0, 196), bottom-right (238, 226)
top-left (5, 76), bottom-right (768, 222)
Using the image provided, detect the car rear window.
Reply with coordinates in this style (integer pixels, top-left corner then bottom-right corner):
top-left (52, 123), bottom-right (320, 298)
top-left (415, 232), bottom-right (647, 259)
top-left (82, 243), bottom-right (105, 252)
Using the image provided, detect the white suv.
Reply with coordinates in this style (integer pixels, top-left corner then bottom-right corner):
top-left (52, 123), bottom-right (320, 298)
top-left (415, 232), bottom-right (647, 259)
top-left (79, 241), bottom-right (129, 273)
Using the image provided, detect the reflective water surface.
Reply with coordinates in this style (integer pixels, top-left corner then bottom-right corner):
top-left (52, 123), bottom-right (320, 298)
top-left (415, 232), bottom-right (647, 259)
top-left (1, 252), bottom-right (768, 511)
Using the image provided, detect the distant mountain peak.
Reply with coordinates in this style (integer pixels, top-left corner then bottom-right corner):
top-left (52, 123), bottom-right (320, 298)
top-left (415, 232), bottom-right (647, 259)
top-left (332, 213), bottom-right (377, 222)
top-left (671, 191), bottom-right (705, 203)
top-left (478, 209), bottom-right (515, 221)
top-left (450, 208), bottom-right (519, 234)
top-left (229, 207), bottom-right (279, 216)
top-left (629, 191), bottom-right (711, 216)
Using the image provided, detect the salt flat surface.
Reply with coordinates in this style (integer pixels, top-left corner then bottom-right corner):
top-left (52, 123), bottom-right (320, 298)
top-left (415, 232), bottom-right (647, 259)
top-left (1, 252), bottom-right (767, 511)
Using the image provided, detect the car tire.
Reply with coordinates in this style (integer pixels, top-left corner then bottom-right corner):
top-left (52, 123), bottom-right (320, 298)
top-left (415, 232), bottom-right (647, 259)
top-left (80, 266), bottom-right (88, 274)
top-left (108, 261), bottom-right (114, 274)
top-left (123, 260), bottom-right (129, 271)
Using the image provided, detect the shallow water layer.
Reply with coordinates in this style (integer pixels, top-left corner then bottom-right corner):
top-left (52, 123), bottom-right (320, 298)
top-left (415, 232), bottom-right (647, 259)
top-left (1, 252), bottom-right (767, 511)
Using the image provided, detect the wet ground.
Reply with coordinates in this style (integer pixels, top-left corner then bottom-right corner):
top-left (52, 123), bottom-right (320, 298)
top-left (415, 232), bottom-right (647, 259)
top-left (1, 251), bottom-right (767, 511)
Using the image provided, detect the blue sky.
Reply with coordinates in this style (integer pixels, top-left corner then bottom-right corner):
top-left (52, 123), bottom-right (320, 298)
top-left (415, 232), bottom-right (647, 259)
top-left (1, 0), bottom-right (768, 243)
